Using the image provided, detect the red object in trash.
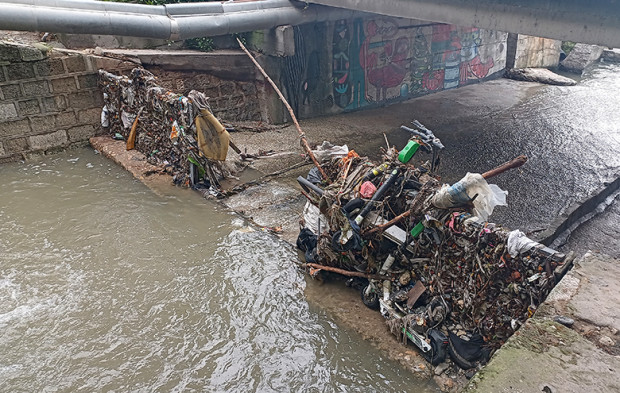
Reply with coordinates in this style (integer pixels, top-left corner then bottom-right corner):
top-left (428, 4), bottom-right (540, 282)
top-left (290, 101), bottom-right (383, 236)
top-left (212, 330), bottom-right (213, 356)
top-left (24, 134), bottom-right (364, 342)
top-left (360, 181), bottom-right (377, 198)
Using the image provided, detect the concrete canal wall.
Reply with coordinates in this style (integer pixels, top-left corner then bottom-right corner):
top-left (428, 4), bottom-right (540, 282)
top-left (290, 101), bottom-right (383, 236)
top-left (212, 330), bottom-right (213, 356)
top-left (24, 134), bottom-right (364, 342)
top-left (252, 17), bottom-right (512, 121)
top-left (0, 42), bottom-right (105, 162)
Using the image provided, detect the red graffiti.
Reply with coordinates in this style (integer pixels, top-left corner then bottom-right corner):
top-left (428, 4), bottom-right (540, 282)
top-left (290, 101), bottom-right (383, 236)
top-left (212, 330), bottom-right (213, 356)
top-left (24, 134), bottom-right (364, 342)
top-left (461, 56), bottom-right (495, 82)
top-left (360, 19), bottom-right (409, 102)
top-left (423, 69), bottom-right (444, 91)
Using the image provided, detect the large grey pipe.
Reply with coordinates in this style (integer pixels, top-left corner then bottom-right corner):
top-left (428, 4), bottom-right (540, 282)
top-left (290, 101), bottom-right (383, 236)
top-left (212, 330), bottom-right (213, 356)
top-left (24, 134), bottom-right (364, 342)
top-left (0, 0), bottom-right (357, 40)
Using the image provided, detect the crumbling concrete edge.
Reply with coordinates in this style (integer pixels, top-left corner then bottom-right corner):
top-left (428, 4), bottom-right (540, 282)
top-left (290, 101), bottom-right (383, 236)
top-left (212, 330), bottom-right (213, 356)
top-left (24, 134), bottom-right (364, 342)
top-left (535, 174), bottom-right (620, 247)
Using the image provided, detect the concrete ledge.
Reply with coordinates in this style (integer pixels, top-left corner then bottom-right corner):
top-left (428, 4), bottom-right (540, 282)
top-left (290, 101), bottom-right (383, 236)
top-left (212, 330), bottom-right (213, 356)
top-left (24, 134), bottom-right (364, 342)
top-left (467, 252), bottom-right (620, 393)
top-left (93, 48), bottom-right (258, 81)
top-left (90, 135), bottom-right (171, 189)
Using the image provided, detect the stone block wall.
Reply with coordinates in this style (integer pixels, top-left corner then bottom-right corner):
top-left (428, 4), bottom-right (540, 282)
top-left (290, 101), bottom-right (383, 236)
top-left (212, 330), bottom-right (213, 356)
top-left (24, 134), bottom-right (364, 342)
top-left (0, 42), bottom-right (104, 162)
top-left (151, 68), bottom-right (264, 122)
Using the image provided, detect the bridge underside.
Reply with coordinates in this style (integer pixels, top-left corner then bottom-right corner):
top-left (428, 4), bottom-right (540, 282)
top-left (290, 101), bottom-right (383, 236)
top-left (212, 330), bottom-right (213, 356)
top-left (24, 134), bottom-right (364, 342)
top-left (304, 0), bottom-right (620, 48)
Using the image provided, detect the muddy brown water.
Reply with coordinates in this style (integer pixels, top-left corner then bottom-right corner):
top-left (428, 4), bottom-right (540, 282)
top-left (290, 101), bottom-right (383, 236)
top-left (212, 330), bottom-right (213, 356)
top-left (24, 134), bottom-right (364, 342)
top-left (0, 150), bottom-right (437, 392)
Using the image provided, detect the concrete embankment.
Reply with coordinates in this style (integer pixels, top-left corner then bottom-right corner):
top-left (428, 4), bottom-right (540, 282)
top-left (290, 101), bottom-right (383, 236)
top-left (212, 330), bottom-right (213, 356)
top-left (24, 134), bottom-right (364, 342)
top-left (467, 252), bottom-right (620, 393)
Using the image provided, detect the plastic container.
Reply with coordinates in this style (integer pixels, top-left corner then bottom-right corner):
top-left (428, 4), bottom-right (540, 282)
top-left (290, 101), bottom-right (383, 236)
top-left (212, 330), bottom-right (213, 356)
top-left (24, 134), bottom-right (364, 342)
top-left (398, 140), bottom-right (420, 164)
top-left (410, 221), bottom-right (425, 238)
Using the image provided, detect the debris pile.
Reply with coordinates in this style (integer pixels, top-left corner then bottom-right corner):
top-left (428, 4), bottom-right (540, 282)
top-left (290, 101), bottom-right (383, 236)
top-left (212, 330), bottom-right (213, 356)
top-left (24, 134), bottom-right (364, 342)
top-left (99, 68), bottom-right (241, 193)
top-left (296, 122), bottom-right (572, 368)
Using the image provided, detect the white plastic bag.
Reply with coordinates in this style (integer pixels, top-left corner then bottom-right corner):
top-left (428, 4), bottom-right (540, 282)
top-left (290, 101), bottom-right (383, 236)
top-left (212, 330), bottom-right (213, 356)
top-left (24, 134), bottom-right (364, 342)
top-left (101, 105), bottom-right (109, 127)
top-left (303, 201), bottom-right (329, 234)
top-left (431, 173), bottom-right (508, 221)
top-left (507, 230), bottom-right (539, 257)
top-left (311, 141), bottom-right (349, 162)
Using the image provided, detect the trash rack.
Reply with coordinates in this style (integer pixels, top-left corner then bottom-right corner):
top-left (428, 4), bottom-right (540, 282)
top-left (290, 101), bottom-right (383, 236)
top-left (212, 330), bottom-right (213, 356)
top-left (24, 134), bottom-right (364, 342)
top-left (98, 68), bottom-right (243, 196)
top-left (295, 122), bottom-right (573, 368)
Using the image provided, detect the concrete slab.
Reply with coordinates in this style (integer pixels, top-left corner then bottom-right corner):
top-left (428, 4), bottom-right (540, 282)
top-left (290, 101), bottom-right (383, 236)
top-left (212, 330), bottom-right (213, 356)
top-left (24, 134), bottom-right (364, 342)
top-left (467, 252), bottom-right (620, 393)
top-left (224, 181), bottom-right (305, 244)
top-left (93, 48), bottom-right (258, 81)
top-left (90, 135), bottom-right (172, 193)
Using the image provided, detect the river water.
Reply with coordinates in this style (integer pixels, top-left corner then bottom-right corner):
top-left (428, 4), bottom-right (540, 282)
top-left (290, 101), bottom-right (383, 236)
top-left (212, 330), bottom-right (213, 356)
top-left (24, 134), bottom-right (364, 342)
top-left (0, 150), bottom-right (435, 392)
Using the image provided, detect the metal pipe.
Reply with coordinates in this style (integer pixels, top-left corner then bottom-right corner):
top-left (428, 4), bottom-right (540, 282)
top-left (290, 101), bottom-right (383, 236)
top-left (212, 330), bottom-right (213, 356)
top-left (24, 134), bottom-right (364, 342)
top-left (0, 0), bottom-right (296, 15)
top-left (0, 0), bottom-right (357, 40)
top-left (0, 0), bottom-right (167, 14)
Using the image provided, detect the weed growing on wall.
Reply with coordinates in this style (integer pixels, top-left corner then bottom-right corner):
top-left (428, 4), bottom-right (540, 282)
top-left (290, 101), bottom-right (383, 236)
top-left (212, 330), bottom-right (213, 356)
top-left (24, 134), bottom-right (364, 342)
top-left (184, 37), bottom-right (215, 52)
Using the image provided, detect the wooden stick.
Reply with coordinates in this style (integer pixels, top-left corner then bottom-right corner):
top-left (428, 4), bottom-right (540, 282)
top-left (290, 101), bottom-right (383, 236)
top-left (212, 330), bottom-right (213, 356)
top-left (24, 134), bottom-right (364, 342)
top-left (482, 155), bottom-right (527, 179)
top-left (126, 106), bottom-right (144, 150)
top-left (236, 38), bottom-right (328, 180)
top-left (302, 263), bottom-right (392, 280)
top-left (364, 210), bottom-right (411, 236)
top-left (338, 158), bottom-right (354, 194)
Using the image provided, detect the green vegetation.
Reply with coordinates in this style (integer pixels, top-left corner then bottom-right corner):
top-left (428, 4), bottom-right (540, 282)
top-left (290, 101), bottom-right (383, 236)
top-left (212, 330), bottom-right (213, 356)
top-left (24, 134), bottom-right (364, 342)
top-left (184, 37), bottom-right (215, 52)
top-left (562, 41), bottom-right (576, 55)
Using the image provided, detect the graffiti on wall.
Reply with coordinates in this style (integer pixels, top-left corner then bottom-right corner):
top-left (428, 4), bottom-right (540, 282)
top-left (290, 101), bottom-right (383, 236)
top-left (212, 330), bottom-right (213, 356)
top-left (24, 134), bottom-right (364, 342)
top-left (359, 19), bottom-right (410, 102)
top-left (332, 20), bottom-right (352, 108)
top-left (321, 18), bottom-right (499, 111)
top-left (423, 25), bottom-right (496, 91)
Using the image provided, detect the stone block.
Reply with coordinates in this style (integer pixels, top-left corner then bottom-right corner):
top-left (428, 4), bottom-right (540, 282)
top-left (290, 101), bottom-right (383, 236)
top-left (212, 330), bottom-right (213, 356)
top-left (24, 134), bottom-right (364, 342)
top-left (67, 124), bottom-right (95, 141)
top-left (51, 76), bottom-right (78, 93)
top-left (55, 111), bottom-right (77, 128)
top-left (64, 55), bottom-right (86, 73)
top-left (1, 83), bottom-right (22, 100)
top-left (0, 141), bottom-right (4, 156)
top-left (241, 83), bottom-right (257, 96)
top-left (67, 91), bottom-right (98, 109)
top-left (41, 96), bottom-right (68, 113)
top-left (0, 103), bottom-right (18, 121)
top-left (18, 99), bottom-right (41, 116)
top-left (6, 63), bottom-right (35, 80)
top-left (275, 25), bottom-right (295, 57)
top-left (0, 66), bottom-right (5, 83)
top-left (28, 129), bottom-right (68, 150)
top-left (22, 80), bottom-right (49, 97)
top-left (77, 108), bottom-right (101, 125)
top-left (19, 46), bottom-right (46, 62)
top-left (4, 137), bottom-right (28, 153)
top-left (34, 58), bottom-right (65, 77)
top-left (0, 118), bottom-right (30, 138)
top-left (220, 81), bottom-right (237, 96)
top-left (93, 90), bottom-right (103, 106)
top-left (42, 97), bottom-right (60, 112)
top-left (0, 44), bottom-right (21, 63)
top-left (78, 74), bottom-right (98, 89)
top-left (29, 114), bottom-right (56, 133)
top-left (55, 96), bottom-right (68, 111)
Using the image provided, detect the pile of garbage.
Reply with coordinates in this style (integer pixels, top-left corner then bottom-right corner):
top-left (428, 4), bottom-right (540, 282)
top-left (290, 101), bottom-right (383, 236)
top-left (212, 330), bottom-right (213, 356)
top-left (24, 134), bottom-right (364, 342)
top-left (99, 68), bottom-right (241, 193)
top-left (296, 122), bottom-right (571, 368)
